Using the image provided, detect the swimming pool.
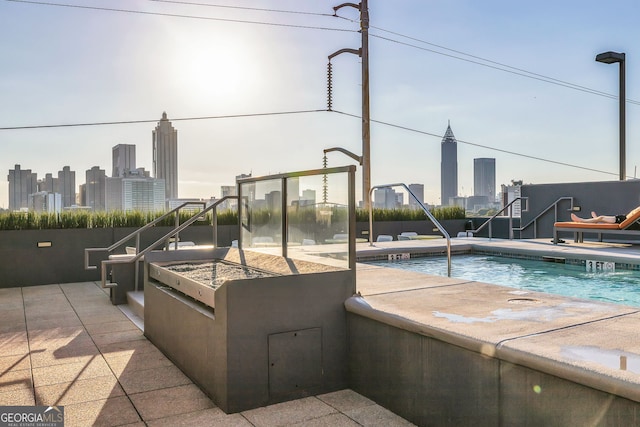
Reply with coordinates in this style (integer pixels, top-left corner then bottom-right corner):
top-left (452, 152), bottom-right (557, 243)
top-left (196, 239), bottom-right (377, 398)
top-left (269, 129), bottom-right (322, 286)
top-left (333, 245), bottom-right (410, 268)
top-left (367, 254), bottom-right (640, 308)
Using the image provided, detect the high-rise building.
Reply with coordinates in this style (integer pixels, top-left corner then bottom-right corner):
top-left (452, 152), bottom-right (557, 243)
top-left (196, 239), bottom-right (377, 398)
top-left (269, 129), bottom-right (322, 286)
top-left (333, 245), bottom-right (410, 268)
top-left (474, 158), bottom-right (496, 202)
top-left (105, 176), bottom-right (166, 213)
top-left (408, 183), bottom-right (425, 209)
top-left (85, 166), bottom-right (106, 211)
top-left (373, 187), bottom-right (398, 209)
top-left (152, 112), bottom-right (178, 205)
top-left (57, 166), bottom-right (76, 208)
top-left (29, 192), bottom-right (62, 213)
top-left (40, 173), bottom-right (56, 193)
top-left (112, 144), bottom-right (136, 178)
top-left (8, 164), bottom-right (37, 211)
top-left (440, 122), bottom-right (458, 206)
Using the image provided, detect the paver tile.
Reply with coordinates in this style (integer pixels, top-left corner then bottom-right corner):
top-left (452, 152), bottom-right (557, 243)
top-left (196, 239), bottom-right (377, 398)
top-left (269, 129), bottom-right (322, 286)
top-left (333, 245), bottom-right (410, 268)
top-left (129, 383), bottom-right (214, 421)
top-left (317, 388), bottom-right (376, 413)
top-left (35, 375), bottom-right (125, 406)
top-left (344, 404), bottom-right (416, 427)
top-left (0, 331), bottom-right (28, 357)
top-left (103, 346), bottom-right (173, 376)
top-left (0, 368), bottom-right (32, 393)
top-left (147, 408), bottom-right (251, 427)
top-left (0, 353), bottom-right (31, 372)
top-left (0, 386), bottom-right (35, 406)
top-left (64, 395), bottom-right (141, 427)
top-left (241, 397), bottom-right (338, 427)
top-left (32, 355), bottom-right (112, 387)
top-left (84, 319), bottom-right (140, 336)
top-left (117, 364), bottom-right (192, 394)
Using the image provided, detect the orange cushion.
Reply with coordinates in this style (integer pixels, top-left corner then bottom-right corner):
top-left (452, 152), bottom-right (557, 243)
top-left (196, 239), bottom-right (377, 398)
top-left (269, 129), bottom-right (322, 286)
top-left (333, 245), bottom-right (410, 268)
top-left (554, 222), bottom-right (620, 229)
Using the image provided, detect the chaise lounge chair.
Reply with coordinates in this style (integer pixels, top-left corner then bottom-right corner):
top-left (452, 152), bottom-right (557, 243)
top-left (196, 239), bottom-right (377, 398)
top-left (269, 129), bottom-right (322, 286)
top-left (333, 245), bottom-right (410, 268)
top-left (553, 206), bottom-right (640, 244)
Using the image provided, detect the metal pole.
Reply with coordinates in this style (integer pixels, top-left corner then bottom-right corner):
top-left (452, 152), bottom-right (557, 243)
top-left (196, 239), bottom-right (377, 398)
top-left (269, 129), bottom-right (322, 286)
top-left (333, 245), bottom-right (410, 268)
top-left (620, 57), bottom-right (626, 181)
top-left (361, 0), bottom-right (371, 209)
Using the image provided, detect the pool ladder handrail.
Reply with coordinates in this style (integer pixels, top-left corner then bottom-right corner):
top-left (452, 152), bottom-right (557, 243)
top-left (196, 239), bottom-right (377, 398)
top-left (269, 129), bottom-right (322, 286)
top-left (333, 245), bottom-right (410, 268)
top-left (84, 196), bottom-right (238, 289)
top-left (467, 196), bottom-right (574, 240)
top-left (369, 184), bottom-right (451, 277)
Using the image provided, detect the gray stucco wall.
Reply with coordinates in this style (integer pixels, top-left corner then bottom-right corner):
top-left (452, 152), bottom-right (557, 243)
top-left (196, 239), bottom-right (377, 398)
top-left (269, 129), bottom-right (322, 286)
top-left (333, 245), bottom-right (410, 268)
top-left (520, 180), bottom-right (640, 239)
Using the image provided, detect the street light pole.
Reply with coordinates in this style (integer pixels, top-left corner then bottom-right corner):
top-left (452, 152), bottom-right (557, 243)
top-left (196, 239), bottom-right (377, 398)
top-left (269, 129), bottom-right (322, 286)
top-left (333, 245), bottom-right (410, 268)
top-left (596, 51), bottom-right (626, 181)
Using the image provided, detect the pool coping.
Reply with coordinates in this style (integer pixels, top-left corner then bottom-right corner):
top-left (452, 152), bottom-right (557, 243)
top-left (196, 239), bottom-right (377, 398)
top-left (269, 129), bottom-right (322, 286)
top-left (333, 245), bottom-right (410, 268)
top-left (351, 237), bottom-right (640, 405)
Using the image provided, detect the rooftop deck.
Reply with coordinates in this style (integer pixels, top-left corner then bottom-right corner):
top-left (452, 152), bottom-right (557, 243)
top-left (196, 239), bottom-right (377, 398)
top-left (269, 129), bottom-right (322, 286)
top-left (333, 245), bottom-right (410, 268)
top-left (0, 281), bottom-right (413, 426)
top-left (3, 236), bottom-right (640, 425)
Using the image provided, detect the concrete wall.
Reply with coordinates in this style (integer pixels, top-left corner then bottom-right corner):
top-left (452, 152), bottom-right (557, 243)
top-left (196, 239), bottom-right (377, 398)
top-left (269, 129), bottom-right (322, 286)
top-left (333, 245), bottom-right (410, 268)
top-left (0, 225), bottom-right (233, 288)
top-left (348, 313), bottom-right (640, 426)
top-left (521, 180), bottom-right (640, 239)
top-left (143, 248), bottom-right (356, 413)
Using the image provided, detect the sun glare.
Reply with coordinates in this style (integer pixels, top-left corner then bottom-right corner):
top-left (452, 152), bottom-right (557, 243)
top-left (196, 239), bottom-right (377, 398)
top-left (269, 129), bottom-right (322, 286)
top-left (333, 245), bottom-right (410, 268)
top-left (169, 29), bottom-right (263, 107)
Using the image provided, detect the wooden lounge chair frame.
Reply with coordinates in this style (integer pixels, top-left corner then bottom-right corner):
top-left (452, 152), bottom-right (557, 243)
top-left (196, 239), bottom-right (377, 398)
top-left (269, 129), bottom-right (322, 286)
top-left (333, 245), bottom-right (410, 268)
top-left (553, 206), bottom-right (640, 244)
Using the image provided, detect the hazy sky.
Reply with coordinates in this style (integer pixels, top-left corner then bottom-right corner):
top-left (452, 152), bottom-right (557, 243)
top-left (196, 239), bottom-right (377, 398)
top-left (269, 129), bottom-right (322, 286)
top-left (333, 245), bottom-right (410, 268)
top-left (1, 0), bottom-right (639, 207)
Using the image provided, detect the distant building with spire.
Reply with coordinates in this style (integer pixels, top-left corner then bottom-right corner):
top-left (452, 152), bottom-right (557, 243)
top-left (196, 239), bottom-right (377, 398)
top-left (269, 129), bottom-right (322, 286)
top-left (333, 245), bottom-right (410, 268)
top-left (440, 122), bottom-right (458, 206)
top-left (152, 112), bottom-right (178, 206)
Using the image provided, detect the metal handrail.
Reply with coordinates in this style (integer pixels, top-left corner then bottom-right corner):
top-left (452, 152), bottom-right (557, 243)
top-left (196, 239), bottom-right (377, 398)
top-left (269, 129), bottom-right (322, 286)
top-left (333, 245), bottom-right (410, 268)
top-left (85, 196), bottom-right (238, 289)
top-left (468, 197), bottom-right (528, 240)
top-left (84, 201), bottom-right (205, 270)
top-left (469, 197), bottom-right (574, 240)
top-left (513, 197), bottom-right (575, 238)
top-left (368, 184), bottom-right (451, 277)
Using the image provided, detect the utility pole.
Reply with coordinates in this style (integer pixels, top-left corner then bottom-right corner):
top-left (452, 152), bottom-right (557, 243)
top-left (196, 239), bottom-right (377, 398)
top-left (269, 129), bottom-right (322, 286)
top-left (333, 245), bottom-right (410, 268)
top-left (329, 1), bottom-right (371, 209)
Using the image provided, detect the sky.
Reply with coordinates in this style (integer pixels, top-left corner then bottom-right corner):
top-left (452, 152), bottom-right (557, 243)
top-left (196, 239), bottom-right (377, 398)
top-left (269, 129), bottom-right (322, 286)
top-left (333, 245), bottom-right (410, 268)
top-left (1, 0), bottom-right (640, 207)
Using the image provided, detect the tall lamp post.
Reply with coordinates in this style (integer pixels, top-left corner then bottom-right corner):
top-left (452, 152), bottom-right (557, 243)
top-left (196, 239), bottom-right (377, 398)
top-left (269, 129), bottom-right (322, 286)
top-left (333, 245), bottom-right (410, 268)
top-left (595, 51), bottom-right (626, 181)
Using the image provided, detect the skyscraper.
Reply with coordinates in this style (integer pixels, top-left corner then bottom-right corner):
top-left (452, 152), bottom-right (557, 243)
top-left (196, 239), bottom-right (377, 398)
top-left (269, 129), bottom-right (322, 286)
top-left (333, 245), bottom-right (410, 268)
top-left (85, 166), bottom-right (106, 211)
top-left (57, 166), bottom-right (76, 208)
top-left (112, 144), bottom-right (136, 178)
top-left (474, 158), bottom-right (496, 202)
top-left (440, 122), bottom-right (458, 206)
top-left (152, 112), bottom-right (178, 205)
top-left (408, 183), bottom-right (425, 209)
top-left (7, 164), bottom-right (37, 211)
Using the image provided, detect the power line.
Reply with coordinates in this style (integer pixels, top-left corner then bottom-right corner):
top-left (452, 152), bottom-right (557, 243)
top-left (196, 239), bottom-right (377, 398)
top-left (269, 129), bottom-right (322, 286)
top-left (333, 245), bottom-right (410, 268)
top-left (368, 33), bottom-right (635, 104)
top-left (331, 110), bottom-right (618, 178)
top-left (0, 109), bottom-right (326, 131)
top-left (4, 0), bottom-right (356, 32)
top-left (146, 0), bottom-right (336, 18)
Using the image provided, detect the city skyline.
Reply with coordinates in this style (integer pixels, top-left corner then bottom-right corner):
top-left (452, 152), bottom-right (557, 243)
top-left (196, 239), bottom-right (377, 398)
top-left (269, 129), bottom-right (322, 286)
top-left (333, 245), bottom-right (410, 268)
top-left (2, 1), bottom-right (639, 208)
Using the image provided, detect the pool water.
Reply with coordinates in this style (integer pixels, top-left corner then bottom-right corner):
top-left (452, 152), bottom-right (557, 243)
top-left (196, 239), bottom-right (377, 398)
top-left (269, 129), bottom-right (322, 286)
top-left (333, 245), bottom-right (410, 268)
top-left (368, 254), bottom-right (640, 308)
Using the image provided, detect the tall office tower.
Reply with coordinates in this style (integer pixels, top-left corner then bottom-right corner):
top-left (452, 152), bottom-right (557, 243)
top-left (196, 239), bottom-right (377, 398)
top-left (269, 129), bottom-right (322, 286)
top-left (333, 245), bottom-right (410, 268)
top-left (57, 166), bottom-right (76, 208)
top-left (86, 166), bottom-right (106, 211)
top-left (112, 144), bottom-right (136, 178)
top-left (373, 187), bottom-right (398, 209)
top-left (408, 183), bottom-right (425, 209)
top-left (8, 164), bottom-right (37, 211)
top-left (105, 176), bottom-right (166, 213)
top-left (440, 122), bottom-right (458, 206)
top-left (152, 112), bottom-right (178, 205)
top-left (40, 173), bottom-right (57, 193)
top-left (474, 158), bottom-right (496, 202)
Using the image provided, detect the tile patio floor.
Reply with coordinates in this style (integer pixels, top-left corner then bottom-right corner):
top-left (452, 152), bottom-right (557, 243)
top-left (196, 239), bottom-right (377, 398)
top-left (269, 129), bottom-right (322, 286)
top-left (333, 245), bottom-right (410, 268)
top-left (0, 282), bottom-right (414, 427)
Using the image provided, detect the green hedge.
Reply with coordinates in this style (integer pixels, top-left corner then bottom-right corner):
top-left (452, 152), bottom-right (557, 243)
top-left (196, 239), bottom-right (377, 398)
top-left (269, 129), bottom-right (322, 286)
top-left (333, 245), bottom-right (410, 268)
top-left (0, 207), bottom-right (464, 231)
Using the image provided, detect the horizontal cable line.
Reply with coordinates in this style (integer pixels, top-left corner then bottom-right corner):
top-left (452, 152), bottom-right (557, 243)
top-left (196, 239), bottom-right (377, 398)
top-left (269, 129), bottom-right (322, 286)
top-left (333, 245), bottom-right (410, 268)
top-left (0, 109), bottom-right (326, 130)
top-left (369, 33), bottom-right (631, 103)
top-left (4, 0), bottom-right (356, 32)
top-left (331, 109), bottom-right (618, 177)
top-left (146, 0), bottom-right (336, 17)
top-left (369, 25), bottom-right (618, 99)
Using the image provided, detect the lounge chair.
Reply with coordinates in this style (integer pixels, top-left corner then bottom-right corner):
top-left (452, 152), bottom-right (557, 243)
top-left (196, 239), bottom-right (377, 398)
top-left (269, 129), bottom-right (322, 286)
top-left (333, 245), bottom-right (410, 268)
top-left (553, 206), bottom-right (640, 244)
